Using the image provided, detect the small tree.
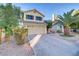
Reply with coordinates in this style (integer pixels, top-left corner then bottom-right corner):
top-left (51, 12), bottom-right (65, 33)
top-left (0, 4), bottom-right (6, 44)
top-left (0, 3), bottom-right (20, 44)
top-left (45, 20), bottom-right (52, 32)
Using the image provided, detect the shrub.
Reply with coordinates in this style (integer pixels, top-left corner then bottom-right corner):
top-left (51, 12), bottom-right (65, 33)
top-left (0, 34), bottom-right (1, 44)
top-left (5, 31), bottom-right (10, 44)
top-left (56, 30), bottom-right (62, 33)
top-left (0, 28), bottom-right (4, 44)
top-left (14, 27), bottom-right (28, 45)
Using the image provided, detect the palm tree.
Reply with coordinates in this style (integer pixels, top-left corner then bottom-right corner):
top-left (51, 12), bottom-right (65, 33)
top-left (58, 9), bottom-right (79, 35)
top-left (70, 10), bottom-right (79, 31)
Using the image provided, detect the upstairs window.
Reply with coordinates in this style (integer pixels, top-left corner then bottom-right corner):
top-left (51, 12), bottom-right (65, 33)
top-left (26, 15), bottom-right (34, 20)
top-left (36, 16), bottom-right (42, 21)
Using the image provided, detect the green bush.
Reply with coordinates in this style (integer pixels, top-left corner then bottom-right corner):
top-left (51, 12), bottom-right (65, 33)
top-left (5, 32), bottom-right (10, 44)
top-left (0, 29), bottom-right (2, 44)
top-left (56, 30), bottom-right (62, 33)
top-left (0, 32), bottom-right (2, 44)
top-left (14, 27), bottom-right (28, 45)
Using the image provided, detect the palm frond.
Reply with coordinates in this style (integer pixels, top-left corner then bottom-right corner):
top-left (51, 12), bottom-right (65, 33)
top-left (68, 9), bottom-right (74, 15)
top-left (58, 15), bottom-right (64, 21)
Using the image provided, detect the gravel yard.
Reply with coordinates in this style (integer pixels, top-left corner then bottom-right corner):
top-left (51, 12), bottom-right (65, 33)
top-left (0, 36), bottom-right (34, 56)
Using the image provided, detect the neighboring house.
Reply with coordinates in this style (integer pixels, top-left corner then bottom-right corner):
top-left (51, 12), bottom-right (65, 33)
top-left (51, 20), bottom-right (64, 33)
top-left (20, 9), bottom-right (47, 35)
top-left (51, 10), bottom-right (79, 33)
top-left (51, 14), bottom-right (64, 33)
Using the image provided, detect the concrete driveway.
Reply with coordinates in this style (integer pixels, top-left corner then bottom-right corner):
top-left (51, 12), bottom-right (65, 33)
top-left (28, 33), bottom-right (79, 56)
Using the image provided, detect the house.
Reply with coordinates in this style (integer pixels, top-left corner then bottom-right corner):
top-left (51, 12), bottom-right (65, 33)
top-left (51, 14), bottom-right (64, 33)
top-left (51, 20), bottom-right (64, 33)
top-left (19, 9), bottom-right (47, 35)
top-left (50, 10), bottom-right (79, 33)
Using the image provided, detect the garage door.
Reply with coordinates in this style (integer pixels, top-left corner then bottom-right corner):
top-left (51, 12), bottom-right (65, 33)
top-left (27, 24), bottom-right (46, 35)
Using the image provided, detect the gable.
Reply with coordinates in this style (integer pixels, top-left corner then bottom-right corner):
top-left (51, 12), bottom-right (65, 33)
top-left (52, 20), bottom-right (63, 27)
top-left (23, 9), bottom-right (45, 17)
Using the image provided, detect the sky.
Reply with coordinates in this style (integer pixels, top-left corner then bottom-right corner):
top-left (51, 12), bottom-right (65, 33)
top-left (14, 3), bottom-right (79, 20)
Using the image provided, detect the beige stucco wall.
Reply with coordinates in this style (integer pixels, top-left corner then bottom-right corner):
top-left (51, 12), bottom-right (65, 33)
top-left (24, 11), bottom-right (44, 22)
top-left (22, 10), bottom-right (47, 35)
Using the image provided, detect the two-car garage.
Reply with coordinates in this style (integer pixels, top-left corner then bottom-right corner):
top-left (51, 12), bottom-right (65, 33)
top-left (23, 21), bottom-right (47, 35)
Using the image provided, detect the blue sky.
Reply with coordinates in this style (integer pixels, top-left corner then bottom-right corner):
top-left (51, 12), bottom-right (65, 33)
top-left (14, 3), bottom-right (79, 20)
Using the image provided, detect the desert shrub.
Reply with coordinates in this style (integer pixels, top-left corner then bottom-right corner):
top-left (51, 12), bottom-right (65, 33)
top-left (56, 30), bottom-right (62, 33)
top-left (0, 29), bottom-right (2, 44)
top-left (0, 34), bottom-right (1, 44)
top-left (4, 27), bottom-right (12, 46)
top-left (14, 27), bottom-right (28, 45)
top-left (5, 31), bottom-right (11, 44)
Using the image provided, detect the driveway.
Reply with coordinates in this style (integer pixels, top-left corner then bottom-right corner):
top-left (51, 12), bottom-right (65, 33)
top-left (29, 33), bottom-right (79, 56)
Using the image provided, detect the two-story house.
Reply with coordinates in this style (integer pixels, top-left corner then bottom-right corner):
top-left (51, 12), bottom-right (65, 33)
top-left (20, 9), bottom-right (47, 35)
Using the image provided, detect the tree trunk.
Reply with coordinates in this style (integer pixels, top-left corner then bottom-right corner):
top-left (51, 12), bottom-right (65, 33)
top-left (64, 25), bottom-right (70, 36)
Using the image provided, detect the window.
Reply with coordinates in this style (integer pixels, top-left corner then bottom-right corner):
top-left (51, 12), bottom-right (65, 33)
top-left (26, 15), bottom-right (34, 20)
top-left (36, 16), bottom-right (42, 21)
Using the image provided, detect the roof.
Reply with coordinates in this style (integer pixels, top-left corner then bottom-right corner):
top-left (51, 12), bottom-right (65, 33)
top-left (23, 9), bottom-right (45, 17)
top-left (52, 20), bottom-right (63, 26)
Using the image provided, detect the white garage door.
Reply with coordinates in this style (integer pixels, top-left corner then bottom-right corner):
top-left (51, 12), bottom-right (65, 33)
top-left (27, 25), bottom-right (46, 35)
